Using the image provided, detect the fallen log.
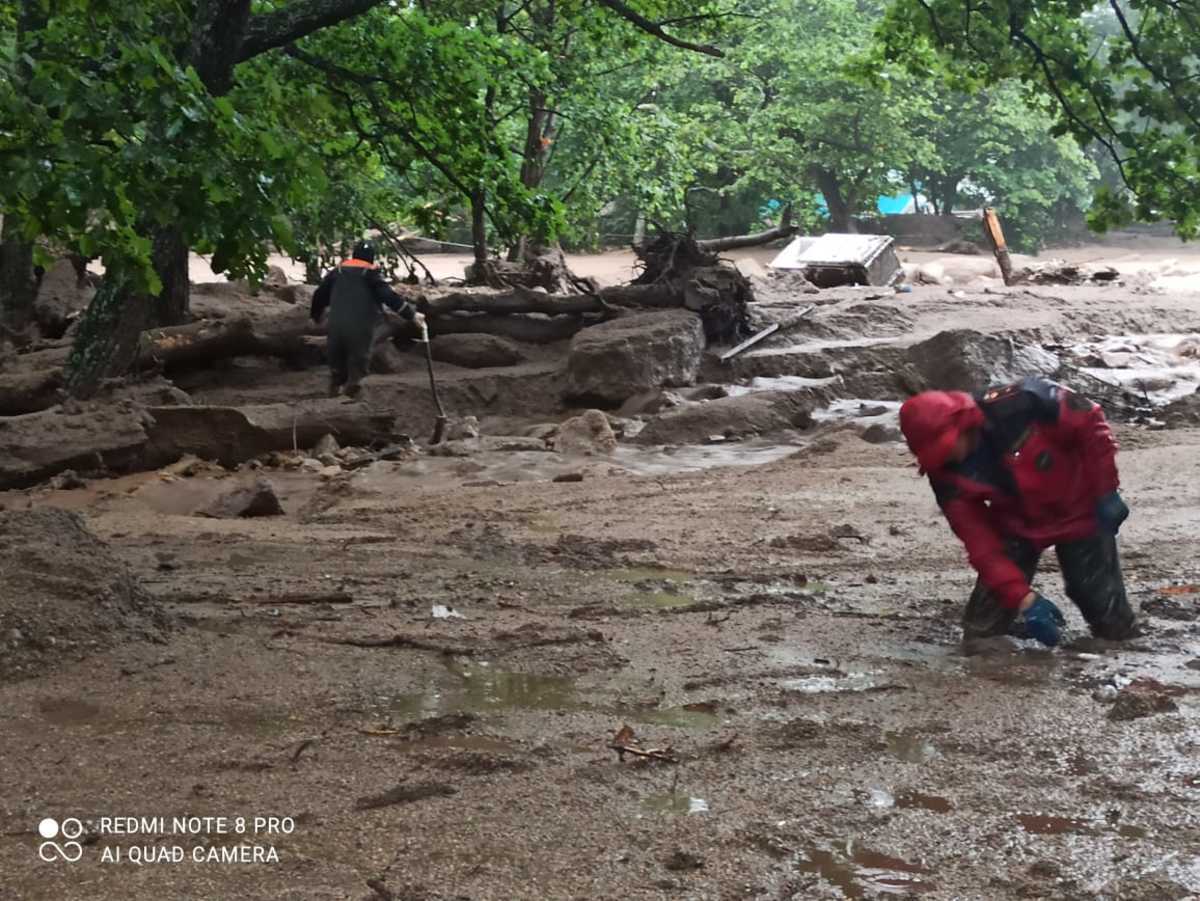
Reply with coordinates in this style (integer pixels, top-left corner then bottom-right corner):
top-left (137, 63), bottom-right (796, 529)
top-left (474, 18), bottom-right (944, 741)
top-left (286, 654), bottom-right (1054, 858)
top-left (423, 287), bottom-right (604, 316)
top-left (144, 400), bottom-right (397, 468)
top-left (138, 311), bottom-right (323, 370)
top-left (429, 312), bottom-right (586, 345)
top-left (0, 368), bottom-right (63, 415)
top-left (697, 221), bottom-right (797, 254)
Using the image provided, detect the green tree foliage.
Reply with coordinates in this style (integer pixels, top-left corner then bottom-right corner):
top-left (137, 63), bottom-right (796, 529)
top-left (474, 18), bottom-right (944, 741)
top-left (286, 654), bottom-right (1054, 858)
top-left (882, 0), bottom-right (1200, 237)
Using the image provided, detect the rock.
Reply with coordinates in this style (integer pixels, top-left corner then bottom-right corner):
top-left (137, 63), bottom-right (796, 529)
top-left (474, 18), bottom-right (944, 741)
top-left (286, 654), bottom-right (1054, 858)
top-left (312, 434), bottom-right (340, 458)
top-left (445, 416), bottom-right (481, 441)
top-left (1093, 685), bottom-right (1119, 703)
top-left (431, 333), bottom-right (527, 369)
top-left (300, 458), bottom-right (324, 473)
top-left (554, 410), bottom-right (618, 456)
top-left (906, 329), bottom-right (1061, 392)
top-left (553, 472), bottom-right (584, 483)
top-left (369, 338), bottom-right (410, 375)
top-left (619, 390), bottom-right (688, 417)
top-left (317, 453), bottom-right (339, 467)
top-left (273, 283), bottom-right (316, 306)
top-left (33, 259), bottom-right (94, 339)
top-left (635, 388), bottom-right (825, 446)
top-left (201, 478), bottom-right (285, 518)
top-left (860, 424), bottom-right (902, 444)
top-left (1161, 387), bottom-right (1200, 428)
top-left (563, 309), bottom-right (705, 406)
top-left (1107, 691), bottom-right (1177, 721)
top-left (318, 466), bottom-right (343, 480)
top-left (684, 384), bottom-right (730, 401)
top-left (524, 423), bottom-right (559, 442)
top-left (262, 265), bottom-right (289, 290)
top-left (47, 470), bottom-right (87, 490)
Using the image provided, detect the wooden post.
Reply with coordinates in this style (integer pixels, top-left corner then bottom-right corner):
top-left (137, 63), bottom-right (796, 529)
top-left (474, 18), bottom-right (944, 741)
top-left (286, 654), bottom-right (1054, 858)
top-left (982, 208), bottom-right (1014, 286)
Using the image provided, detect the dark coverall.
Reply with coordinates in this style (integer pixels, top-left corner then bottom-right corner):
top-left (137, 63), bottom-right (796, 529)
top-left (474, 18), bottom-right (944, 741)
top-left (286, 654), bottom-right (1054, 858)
top-left (923, 378), bottom-right (1137, 641)
top-left (310, 259), bottom-right (416, 397)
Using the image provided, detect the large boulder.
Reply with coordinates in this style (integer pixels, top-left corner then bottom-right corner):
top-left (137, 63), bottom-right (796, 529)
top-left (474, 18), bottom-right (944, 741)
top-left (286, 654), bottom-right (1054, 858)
top-left (432, 333), bottom-right (527, 369)
top-left (563, 310), bottom-right (705, 406)
top-left (33, 259), bottom-right (94, 339)
top-left (906, 329), bottom-right (1060, 393)
top-left (635, 388), bottom-right (824, 445)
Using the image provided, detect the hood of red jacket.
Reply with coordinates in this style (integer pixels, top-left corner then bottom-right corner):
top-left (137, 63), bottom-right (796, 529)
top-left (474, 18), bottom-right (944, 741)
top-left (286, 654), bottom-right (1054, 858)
top-left (900, 391), bottom-right (984, 473)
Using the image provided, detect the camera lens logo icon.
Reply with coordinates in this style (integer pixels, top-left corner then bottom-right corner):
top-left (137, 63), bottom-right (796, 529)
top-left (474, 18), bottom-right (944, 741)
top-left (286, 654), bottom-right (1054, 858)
top-left (38, 818), bottom-right (84, 863)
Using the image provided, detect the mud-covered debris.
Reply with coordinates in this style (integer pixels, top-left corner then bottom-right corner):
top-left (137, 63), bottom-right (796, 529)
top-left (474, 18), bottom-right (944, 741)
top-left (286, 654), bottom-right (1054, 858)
top-left (46, 469), bottom-right (87, 490)
top-left (1108, 690), bottom-right (1178, 721)
top-left (663, 849), bottom-right (705, 872)
top-left (1014, 260), bottom-right (1121, 285)
top-left (636, 388), bottom-right (826, 446)
top-left (610, 724), bottom-right (678, 763)
top-left (831, 524), bottom-right (869, 543)
top-left (354, 782), bottom-right (457, 810)
top-left (201, 478), bottom-right (285, 518)
top-left (1141, 594), bottom-right (1198, 621)
top-left (553, 472), bottom-right (585, 483)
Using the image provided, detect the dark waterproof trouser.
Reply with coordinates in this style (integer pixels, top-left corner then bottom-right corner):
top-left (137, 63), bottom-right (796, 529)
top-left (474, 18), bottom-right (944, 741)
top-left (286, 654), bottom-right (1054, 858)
top-left (327, 326), bottom-right (371, 397)
top-left (962, 531), bottom-right (1137, 641)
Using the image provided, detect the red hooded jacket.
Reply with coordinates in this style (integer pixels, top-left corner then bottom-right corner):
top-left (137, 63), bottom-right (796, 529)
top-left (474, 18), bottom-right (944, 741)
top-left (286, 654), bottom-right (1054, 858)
top-left (900, 378), bottom-right (1119, 609)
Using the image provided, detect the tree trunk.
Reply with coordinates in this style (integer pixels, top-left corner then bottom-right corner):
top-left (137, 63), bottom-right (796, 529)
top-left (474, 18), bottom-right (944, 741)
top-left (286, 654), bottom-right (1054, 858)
top-left (64, 271), bottom-right (149, 399)
top-left (0, 224), bottom-right (37, 344)
top-left (151, 227), bottom-right (190, 327)
top-left (470, 190), bottom-right (488, 270)
top-left (813, 168), bottom-right (854, 232)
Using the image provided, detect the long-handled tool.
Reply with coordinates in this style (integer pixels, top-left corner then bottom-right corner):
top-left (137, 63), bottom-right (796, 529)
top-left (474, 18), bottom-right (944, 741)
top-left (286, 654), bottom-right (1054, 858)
top-left (418, 319), bottom-right (448, 444)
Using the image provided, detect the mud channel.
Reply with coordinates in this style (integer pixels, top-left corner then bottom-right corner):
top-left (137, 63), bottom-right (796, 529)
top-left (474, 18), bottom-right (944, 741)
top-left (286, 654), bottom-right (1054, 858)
top-left (1, 241), bottom-right (1200, 900)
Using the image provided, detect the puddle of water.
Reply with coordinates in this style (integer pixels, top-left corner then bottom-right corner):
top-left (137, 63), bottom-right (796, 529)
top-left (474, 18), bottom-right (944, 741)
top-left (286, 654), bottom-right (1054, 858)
top-left (896, 791), bottom-right (953, 813)
top-left (38, 698), bottom-right (103, 726)
top-left (643, 793), bottom-right (709, 815)
top-left (635, 706), bottom-right (721, 730)
top-left (380, 666), bottom-right (582, 720)
top-left (886, 731), bottom-right (939, 764)
top-left (796, 844), bottom-right (933, 897)
top-left (781, 672), bottom-right (881, 694)
top-left (1017, 814), bottom-right (1095, 835)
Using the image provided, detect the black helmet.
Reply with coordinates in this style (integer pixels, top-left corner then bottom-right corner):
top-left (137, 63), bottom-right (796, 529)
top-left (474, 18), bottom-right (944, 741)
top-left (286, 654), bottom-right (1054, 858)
top-left (351, 239), bottom-right (376, 263)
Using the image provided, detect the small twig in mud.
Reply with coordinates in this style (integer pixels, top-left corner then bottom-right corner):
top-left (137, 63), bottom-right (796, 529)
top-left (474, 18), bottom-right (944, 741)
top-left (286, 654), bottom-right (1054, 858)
top-left (705, 611), bottom-right (732, 627)
top-left (290, 738), bottom-right (317, 763)
top-left (722, 645), bottom-right (758, 653)
top-left (670, 768), bottom-right (681, 794)
top-left (357, 728), bottom-right (405, 737)
top-left (324, 634), bottom-right (477, 655)
top-left (610, 723), bottom-right (678, 764)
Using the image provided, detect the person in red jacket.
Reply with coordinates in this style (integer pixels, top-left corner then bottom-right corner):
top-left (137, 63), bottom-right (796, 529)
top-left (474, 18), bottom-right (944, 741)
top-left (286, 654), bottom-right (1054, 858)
top-left (899, 377), bottom-right (1136, 647)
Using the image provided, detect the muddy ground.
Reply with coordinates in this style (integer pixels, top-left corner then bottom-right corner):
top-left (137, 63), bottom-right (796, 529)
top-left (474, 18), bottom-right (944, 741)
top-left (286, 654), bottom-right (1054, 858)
top-left (2, 241), bottom-right (1200, 900)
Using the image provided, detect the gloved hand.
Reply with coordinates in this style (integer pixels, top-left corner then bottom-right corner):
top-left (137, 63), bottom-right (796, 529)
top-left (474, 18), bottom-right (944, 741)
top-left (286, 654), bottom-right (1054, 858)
top-left (1021, 594), bottom-right (1065, 647)
top-left (1096, 491), bottom-right (1129, 535)
top-left (412, 311), bottom-right (426, 329)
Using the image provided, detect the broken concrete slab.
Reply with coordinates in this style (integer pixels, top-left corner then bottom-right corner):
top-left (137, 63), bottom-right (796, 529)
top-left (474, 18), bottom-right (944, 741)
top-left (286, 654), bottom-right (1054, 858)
top-left (563, 309), bottom-right (705, 407)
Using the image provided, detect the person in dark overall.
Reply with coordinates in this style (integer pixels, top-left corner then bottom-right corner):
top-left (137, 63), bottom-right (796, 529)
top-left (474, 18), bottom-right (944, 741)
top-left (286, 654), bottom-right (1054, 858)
top-left (898, 376), bottom-right (1137, 648)
top-left (310, 240), bottom-right (423, 398)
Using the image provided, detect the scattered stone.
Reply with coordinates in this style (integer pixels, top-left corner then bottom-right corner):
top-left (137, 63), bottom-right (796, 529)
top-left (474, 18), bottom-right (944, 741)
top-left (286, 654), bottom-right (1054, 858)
top-left (201, 478), bottom-right (285, 518)
top-left (431, 333), bottom-right (527, 369)
top-left (1093, 685), bottom-right (1119, 704)
top-left (300, 458), bottom-right (324, 474)
top-left (563, 309), bottom-right (705, 406)
top-left (554, 410), bottom-right (618, 456)
top-left (860, 424), bottom-right (901, 444)
top-left (318, 466), bottom-right (343, 480)
top-left (1108, 691), bottom-right (1177, 721)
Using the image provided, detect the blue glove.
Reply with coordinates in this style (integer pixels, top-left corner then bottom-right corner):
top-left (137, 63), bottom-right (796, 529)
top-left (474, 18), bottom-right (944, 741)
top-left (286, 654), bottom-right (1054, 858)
top-left (1021, 595), bottom-right (1064, 647)
top-left (1096, 491), bottom-right (1129, 535)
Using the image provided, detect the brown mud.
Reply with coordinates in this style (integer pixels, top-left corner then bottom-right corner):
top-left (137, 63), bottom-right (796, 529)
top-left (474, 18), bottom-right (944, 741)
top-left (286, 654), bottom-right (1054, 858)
top-left (2, 240), bottom-right (1199, 899)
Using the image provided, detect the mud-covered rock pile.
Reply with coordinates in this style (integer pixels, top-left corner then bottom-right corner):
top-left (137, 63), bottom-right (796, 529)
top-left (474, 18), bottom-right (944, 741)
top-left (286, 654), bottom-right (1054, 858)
top-left (0, 508), bottom-right (167, 680)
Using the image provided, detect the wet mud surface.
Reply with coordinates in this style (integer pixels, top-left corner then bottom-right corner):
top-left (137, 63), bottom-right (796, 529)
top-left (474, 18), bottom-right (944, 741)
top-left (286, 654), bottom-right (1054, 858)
top-left (3, 272), bottom-right (1200, 899)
